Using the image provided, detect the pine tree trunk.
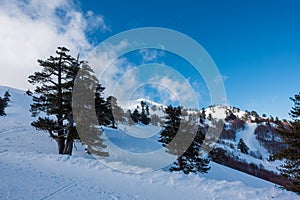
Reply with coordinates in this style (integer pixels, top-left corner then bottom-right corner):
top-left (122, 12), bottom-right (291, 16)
top-left (112, 120), bottom-right (116, 129)
top-left (56, 137), bottom-right (65, 154)
top-left (56, 49), bottom-right (65, 155)
top-left (63, 113), bottom-right (74, 155)
top-left (177, 156), bottom-right (183, 170)
top-left (63, 137), bottom-right (73, 155)
top-left (54, 135), bottom-right (73, 155)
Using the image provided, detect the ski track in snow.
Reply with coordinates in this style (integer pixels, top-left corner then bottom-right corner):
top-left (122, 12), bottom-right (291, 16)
top-left (39, 181), bottom-right (76, 200)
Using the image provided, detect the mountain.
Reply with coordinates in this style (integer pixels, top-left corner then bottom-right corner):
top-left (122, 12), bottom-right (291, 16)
top-left (118, 98), bottom-right (166, 117)
top-left (119, 98), bottom-right (166, 110)
top-left (201, 105), bottom-right (289, 186)
top-left (117, 101), bottom-right (290, 186)
top-left (0, 86), bottom-right (298, 199)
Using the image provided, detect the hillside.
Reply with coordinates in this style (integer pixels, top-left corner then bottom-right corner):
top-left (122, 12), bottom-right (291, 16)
top-left (0, 86), bottom-right (298, 199)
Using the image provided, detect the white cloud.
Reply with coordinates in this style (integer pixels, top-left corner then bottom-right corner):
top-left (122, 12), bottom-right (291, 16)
top-left (87, 40), bottom-right (135, 99)
top-left (214, 74), bottom-right (228, 86)
top-left (0, 0), bottom-right (110, 90)
top-left (139, 49), bottom-right (165, 63)
top-left (85, 10), bottom-right (111, 33)
top-left (88, 45), bottom-right (198, 108)
top-left (111, 68), bottom-right (143, 101)
top-left (149, 76), bottom-right (198, 108)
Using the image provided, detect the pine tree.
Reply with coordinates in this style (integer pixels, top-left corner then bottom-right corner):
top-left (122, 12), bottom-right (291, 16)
top-left (106, 96), bottom-right (124, 128)
top-left (3, 90), bottom-right (11, 102)
top-left (275, 116), bottom-right (280, 124)
top-left (146, 104), bottom-right (150, 115)
top-left (200, 108), bottom-right (206, 124)
top-left (238, 138), bottom-right (249, 154)
top-left (170, 119), bottom-right (210, 174)
top-left (0, 97), bottom-right (6, 116)
top-left (158, 105), bottom-right (182, 147)
top-left (159, 105), bottom-right (210, 174)
top-left (225, 110), bottom-right (237, 121)
top-left (207, 113), bottom-right (212, 121)
top-left (131, 109), bottom-right (140, 123)
top-left (28, 47), bottom-right (81, 154)
top-left (28, 47), bottom-right (107, 156)
top-left (140, 112), bottom-right (150, 125)
top-left (140, 101), bottom-right (151, 125)
top-left (270, 93), bottom-right (300, 193)
top-left (72, 63), bottom-right (108, 156)
top-left (95, 85), bottom-right (110, 126)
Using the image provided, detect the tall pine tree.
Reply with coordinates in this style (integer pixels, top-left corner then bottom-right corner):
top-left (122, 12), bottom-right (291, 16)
top-left (170, 119), bottom-right (210, 174)
top-left (131, 109), bottom-right (140, 124)
top-left (95, 85), bottom-right (110, 126)
top-left (270, 93), bottom-right (300, 193)
top-left (3, 90), bottom-right (11, 102)
top-left (158, 105), bottom-right (182, 150)
top-left (106, 96), bottom-right (124, 128)
top-left (28, 47), bottom-right (79, 154)
top-left (159, 105), bottom-right (210, 174)
top-left (29, 47), bottom-right (108, 156)
top-left (72, 63), bottom-right (108, 157)
top-left (140, 101), bottom-right (151, 125)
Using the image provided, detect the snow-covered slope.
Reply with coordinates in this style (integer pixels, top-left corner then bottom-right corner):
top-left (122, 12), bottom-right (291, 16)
top-left (0, 86), bottom-right (298, 199)
top-left (2, 150), bottom-right (297, 200)
top-left (205, 105), bottom-right (247, 120)
top-left (0, 86), bottom-right (57, 154)
top-left (3, 149), bottom-right (298, 200)
top-left (204, 105), bottom-right (284, 174)
top-left (236, 123), bottom-right (268, 159)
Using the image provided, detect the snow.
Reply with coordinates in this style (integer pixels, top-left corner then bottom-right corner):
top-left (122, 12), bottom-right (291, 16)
top-left (119, 98), bottom-right (166, 110)
top-left (205, 105), bottom-right (249, 121)
top-left (235, 110), bottom-right (247, 119)
top-left (205, 105), bottom-right (227, 119)
top-left (0, 86), bottom-right (298, 199)
top-left (100, 125), bottom-right (177, 172)
top-left (236, 123), bottom-right (269, 160)
top-left (1, 151), bottom-right (297, 200)
top-left (118, 98), bottom-right (166, 117)
top-left (117, 123), bottom-right (162, 139)
top-left (212, 122), bottom-right (284, 173)
top-left (203, 162), bottom-right (273, 188)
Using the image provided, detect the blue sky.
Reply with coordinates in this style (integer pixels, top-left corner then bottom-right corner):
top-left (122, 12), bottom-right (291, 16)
top-left (0, 0), bottom-right (299, 119)
top-left (79, 0), bottom-right (300, 119)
